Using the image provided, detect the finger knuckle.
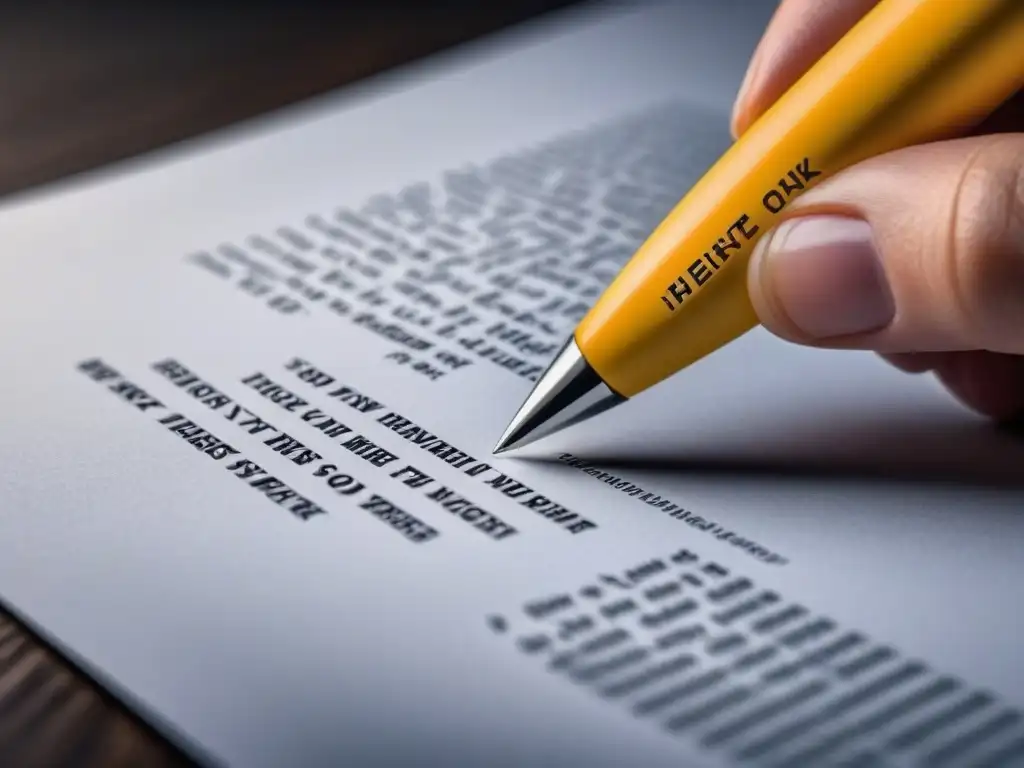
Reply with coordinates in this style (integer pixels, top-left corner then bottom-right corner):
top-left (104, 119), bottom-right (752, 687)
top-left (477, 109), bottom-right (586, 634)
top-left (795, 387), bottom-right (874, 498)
top-left (946, 137), bottom-right (1024, 350)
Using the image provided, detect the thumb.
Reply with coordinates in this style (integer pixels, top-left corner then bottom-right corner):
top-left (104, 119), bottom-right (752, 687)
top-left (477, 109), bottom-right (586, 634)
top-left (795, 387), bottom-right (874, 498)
top-left (747, 134), bottom-right (1024, 355)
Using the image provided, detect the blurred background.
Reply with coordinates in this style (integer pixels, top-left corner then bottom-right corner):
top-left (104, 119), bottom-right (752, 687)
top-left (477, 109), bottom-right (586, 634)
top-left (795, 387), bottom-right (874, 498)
top-left (0, 0), bottom-right (582, 199)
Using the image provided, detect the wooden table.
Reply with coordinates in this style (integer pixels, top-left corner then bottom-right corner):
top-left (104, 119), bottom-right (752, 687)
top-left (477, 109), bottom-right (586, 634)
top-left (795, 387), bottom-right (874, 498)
top-left (0, 2), bottom-right (576, 764)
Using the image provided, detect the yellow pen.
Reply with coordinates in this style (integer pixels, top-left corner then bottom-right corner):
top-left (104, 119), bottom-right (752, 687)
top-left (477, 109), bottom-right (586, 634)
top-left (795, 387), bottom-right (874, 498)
top-left (493, 0), bottom-right (1024, 454)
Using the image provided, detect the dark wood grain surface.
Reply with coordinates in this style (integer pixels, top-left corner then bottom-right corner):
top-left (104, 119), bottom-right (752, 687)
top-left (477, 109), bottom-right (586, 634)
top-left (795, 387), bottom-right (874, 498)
top-left (0, 3), bottom-right (576, 765)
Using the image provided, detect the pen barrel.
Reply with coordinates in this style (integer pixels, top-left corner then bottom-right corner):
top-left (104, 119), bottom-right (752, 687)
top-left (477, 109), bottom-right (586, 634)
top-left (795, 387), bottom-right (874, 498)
top-left (576, 0), bottom-right (1024, 398)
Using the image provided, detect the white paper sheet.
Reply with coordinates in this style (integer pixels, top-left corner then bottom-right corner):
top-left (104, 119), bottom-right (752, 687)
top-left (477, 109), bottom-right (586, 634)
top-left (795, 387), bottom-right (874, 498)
top-left (0, 3), bottom-right (1023, 766)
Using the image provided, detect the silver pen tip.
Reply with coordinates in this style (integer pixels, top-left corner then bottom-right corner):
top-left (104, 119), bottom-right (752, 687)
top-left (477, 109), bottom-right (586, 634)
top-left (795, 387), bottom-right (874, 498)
top-left (491, 336), bottom-right (625, 455)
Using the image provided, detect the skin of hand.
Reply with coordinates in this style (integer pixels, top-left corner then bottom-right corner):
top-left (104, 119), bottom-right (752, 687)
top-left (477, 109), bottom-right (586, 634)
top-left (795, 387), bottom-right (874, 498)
top-left (733, 0), bottom-right (1024, 422)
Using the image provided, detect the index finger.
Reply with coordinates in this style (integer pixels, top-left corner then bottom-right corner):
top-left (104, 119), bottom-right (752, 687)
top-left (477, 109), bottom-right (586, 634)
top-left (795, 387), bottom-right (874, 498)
top-left (731, 0), bottom-right (881, 138)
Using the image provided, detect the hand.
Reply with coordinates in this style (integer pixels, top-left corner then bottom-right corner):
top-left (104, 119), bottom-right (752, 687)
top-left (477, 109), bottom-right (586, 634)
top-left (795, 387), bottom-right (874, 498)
top-left (734, 0), bottom-right (1024, 422)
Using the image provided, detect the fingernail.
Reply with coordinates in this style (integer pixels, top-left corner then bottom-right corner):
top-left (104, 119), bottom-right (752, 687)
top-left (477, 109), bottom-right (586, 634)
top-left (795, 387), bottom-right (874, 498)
top-left (751, 216), bottom-right (895, 340)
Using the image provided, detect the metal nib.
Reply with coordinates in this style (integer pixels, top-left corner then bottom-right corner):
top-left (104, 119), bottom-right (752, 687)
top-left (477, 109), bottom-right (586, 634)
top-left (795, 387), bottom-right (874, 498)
top-left (492, 336), bottom-right (625, 455)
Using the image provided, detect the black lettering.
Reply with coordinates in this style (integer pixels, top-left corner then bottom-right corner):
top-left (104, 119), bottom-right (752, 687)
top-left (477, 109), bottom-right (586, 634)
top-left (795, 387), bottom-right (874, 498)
top-left (160, 416), bottom-right (242, 464)
top-left (242, 372), bottom-right (308, 412)
top-left (359, 494), bottom-right (439, 544)
top-left (318, 418), bottom-right (352, 439)
top-left (327, 473), bottom-right (364, 495)
top-left (427, 443), bottom-right (470, 466)
top-left (108, 380), bottom-right (163, 412)
top-left (78, 358), bottom-right (120, 383)
top-left (341, 434), bottom-right (399, 467)
top-left (428, 444), bottom-right (457, 462)
top-left (264, 432), bottom-right (322, 466)
top-left (173, 421), bottom-right (204, 439)
top-left (247, 475), bottom-right (326, 521)
top-left (779, 171), bottom-right (804, 196)
top-left (530, 500), bottom-right (578, 524)
top-left (327, 385), bottom-right (384, 414)
top-left (301, 409), bottom-right (353, 439)
top-left (391, 465), bottom-right (433, 488)
top-left (378, 412), bottom-right (411, 430)
top-left (714, 233), bottom-right (740, 262)
top-left (288, 498), bottom-right (326, 521)
top-left (487, 473), bottom-right (534, 499)
top-left (206, 443), bottom-right (239, 461)
top-left (265, 487), bottom-right (297, 504)
top-left (238, 414), bottom-right (275, 436)
top-left (151, 360), bottom-right (236, 411)
top-left (251, 477), bottom-right (286, 493)
top-left (204, 393), bottom-right (231, 410)
top-left (292, 449), bottom-right (321, 466)
top-left (733, 213), bottom-right (760, 240)
top-left (522, 495), bottom-right (560, 514)
top-left (711, 233), bottom-right (738, 264)
top-left (190, 384), bottom-right (214, 400)
top-left (285, 357), bottom-right (336, 388)
top-left (426, 486), bottom-right (517, 541)
top-left (763, 189), bottom-right (786, 213)
top-left (667, 277), bottom-right (692, 305)
top-left (152, 358), bottom-right (188, 380)
top-left (186, 430), bottom-right (220, 452)
top-left (796, 157), bottom-right (821, 182)
top-left (687, 259), bottom-right (712, 286)
top-left (566, 519), bottom-right (597, 535)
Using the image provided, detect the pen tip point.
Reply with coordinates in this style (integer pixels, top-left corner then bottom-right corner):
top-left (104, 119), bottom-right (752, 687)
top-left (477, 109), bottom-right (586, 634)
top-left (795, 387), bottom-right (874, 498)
top-left (490, 336), bottom-right (626, 458)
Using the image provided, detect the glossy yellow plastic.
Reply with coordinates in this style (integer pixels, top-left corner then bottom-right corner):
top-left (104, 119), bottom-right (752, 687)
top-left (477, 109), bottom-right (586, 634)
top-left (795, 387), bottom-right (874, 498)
top-left (575, 0), bottom-right (1024, 398)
